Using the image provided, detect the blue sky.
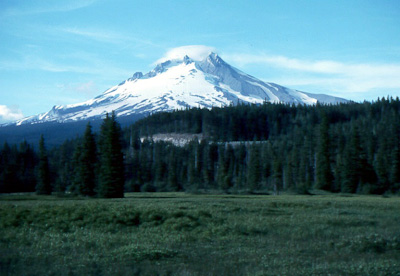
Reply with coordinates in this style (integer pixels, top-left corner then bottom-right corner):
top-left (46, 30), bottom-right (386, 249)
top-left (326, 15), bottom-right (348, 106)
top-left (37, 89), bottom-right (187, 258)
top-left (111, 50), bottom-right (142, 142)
top-left (1, 0), bottom-right (400, 123)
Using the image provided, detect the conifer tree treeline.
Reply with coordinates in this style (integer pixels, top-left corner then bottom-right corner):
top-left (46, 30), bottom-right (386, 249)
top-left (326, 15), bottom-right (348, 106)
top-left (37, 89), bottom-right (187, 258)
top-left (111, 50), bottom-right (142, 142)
top-left (0, 114), bottom-right (125, 198)
top-left (0, 140), bottom-right (36, 193)
top-left (126, 98), bottom-right (400, 194)
top-left (71, 123), bottom-right (97, 196)
top-left (36, 135), bottom-right (51, 195)
top-left (1, 98), bottom-right (400, 195)
top-left (98, 113), bottom-right (125, 198)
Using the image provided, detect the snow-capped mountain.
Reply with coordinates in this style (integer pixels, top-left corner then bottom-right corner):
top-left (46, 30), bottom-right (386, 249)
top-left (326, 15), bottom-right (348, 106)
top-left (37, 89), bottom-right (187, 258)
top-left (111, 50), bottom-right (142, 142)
top-left (13, 52), bottom-right (347, 126)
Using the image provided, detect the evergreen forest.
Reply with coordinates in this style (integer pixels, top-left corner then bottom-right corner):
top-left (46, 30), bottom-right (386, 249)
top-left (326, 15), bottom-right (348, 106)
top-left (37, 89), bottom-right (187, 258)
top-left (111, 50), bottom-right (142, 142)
top-left (1, 98), bottom-right (400, 196)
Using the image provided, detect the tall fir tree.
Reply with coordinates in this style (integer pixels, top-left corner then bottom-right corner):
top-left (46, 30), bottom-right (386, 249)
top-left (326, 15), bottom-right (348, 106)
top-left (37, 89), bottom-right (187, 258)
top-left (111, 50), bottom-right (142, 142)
top-left (391, 141), bottom-right (400, 186)
top-left (235, 143), bottom-right (247, 191)
top-left (71, 143), bottom-right (83, 194)
top-left (0, 143), bottom-right (18, 193)
top-left (272, 157), bottom-right (283, 195)
top-left (71, 124), bottom-right (97, 196)
top-left (389, 116), bottom-right (400, 189)
top-left (55, 140), bottom-right (75, 194)
top-left (315, 114), bottom-right (333, 191)
top-left (217, 145), bottom-right (228, 191)
top-left (36, 135), bottom-right (52, 195)
top-left (247, 143), bottom-right (262, 191)
top-left (341, 126), bottom-right (362, 193)
top-left (167, 148), bottom-right (180, 191)
top-left (98, 113), bottom-right (125, 198)
top-left (18, 140), bottom-right (37, 192)
top-left (79, 123), bottom-right (98, 196)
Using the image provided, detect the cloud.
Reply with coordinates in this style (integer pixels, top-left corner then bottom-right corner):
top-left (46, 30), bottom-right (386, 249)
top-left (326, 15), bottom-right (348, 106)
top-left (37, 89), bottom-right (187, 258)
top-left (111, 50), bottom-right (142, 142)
top-left (0, 105), bottom-right (24, 124)
top-left (76, 81), bottom-right (96, 94)
top-left (0, 54), bottom-right (132, 79)
top-left (59, 27), bottom-right (158, 48)
top-left (61, 28), bottom-right (115, 42)
top-left (1, 0), bottom-right (97, 17)
top-left (56, 81), bottom-right (98, 98)
top-left (155, 45), bottom-right (216, 64)
top-left (225, 53), bottom-right (400, 95)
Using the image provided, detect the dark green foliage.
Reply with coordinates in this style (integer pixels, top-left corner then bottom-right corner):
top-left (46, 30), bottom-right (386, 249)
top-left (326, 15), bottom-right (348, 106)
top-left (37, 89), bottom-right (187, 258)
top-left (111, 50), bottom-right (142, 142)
top-left (167, 149), bottom-right (180, 191)
top-left (2, 97), bottom-right (400, 195)
top-left (247, 143), bottom-right (262, 191)
top-left (389, 115), bottom-right (400, 191)
top-left (98, 113), bottom-right (125, 198)
top-left (0, 143), bottom-right (19, 192)
top-left (35, 135), bottom-right (51, 195)
top-left (391, 141), bottom-right (400, 190)
top-left (71, 123), bottom-right (97, 196)
top-left (272, 156), bottom-right (283, 194)
top-left (315, 114), bottom-right (333, 190)
top-left (125, 98), bottom-right (400, 194)
top-left (0, 141), bottom-right (37, 193)
top-left (81, 123), bottom-right (97, 196)
top-left (18, 141), bottom-right (37, 192)
top-left (49, 139), bottom-right (76, 194)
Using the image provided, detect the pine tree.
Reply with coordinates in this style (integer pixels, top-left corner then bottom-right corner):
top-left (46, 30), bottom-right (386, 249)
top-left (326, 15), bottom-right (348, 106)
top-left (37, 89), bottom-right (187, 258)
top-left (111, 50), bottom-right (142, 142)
top-left (272, 157), bottom-right (283, 195)
top-left (284, 151), bottom-right (296, 190)
top-left (167, 148), bottom-right (180, 191)
top-left (341, 126), bottom-right (362, 193)
top-left (315, 114), bottom-right (333, 191)
top-left (18, 140), bottom-right (37, 192)
top-left (71, 143), bottom-right (83, 194)
top-left (79, 123), bottom-right (97, 196)
top-left (187, 140), bottom-right (198, 186)
top-left (202, 142), bottom-right (218, 187)
top-left (153, 142), bottom-right (167, 190)
top-left (98, 113), bottom-right (125, 198)
top-left (389, 116), bottom-right (400, 189)
top-left (235, 143), bottom-right (247, 191)
top-left (36, 135), bottom-right (51, 195)
top-left (55, 140), bottom-right (75, 194)
top-left (247, 143), bottom-right (262, 191)
top-left (225, 144), bottom-right (235, 189)
top-left (71, 123), bottom-right (97, 196)
top-left (0, 143), bottom-right (17, 193)
top-left (391, 141), bottom-right (400, 186)
top-left (217, 145), bottom-right (228, 191)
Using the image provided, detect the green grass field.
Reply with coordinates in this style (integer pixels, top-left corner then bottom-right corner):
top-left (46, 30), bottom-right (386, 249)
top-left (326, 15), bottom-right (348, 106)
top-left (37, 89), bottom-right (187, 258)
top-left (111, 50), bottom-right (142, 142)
top-left (1, 193), bottom-right (399, 275)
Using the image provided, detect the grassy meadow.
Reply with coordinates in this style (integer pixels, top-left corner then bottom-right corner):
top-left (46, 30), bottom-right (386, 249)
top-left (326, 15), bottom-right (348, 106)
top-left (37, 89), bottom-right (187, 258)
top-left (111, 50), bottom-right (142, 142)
top-left (1, 193), bottom-right (399, 275)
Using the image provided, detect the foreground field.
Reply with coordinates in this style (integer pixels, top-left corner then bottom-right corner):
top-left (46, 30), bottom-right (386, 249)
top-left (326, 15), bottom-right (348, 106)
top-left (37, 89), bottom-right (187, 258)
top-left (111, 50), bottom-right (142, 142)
top-left (1, 193), bottom-right (399, 275)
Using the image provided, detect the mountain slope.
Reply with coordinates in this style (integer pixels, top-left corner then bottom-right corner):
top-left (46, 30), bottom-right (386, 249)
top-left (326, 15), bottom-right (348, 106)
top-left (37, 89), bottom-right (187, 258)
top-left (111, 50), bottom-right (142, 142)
top-left (11, 52), bottom-right (347, 126)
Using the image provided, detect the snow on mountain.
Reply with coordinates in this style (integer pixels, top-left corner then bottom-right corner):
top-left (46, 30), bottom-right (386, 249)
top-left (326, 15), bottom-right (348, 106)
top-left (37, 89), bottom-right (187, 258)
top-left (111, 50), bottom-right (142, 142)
top-left (11, 50), bottom-right (348, 126)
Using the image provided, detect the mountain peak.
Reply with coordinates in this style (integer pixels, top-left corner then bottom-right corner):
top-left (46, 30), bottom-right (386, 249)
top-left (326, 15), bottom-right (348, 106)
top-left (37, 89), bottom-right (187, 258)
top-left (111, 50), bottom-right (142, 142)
top-left (155, 45), bottom-right (216, 64)
top-left (183, 55), bottom-right (193, 64)
top-left (129, 72), bottom-right (143, 81)
top-left (207, 52), bottom-right (219, 60)
top-left (204, 52), bottom-right (224, 66)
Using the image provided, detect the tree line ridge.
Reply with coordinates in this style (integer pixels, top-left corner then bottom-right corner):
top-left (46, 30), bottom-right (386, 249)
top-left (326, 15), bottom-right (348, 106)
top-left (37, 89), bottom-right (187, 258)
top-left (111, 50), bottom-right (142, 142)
top-left (1, 98), bottom-right (400, 196)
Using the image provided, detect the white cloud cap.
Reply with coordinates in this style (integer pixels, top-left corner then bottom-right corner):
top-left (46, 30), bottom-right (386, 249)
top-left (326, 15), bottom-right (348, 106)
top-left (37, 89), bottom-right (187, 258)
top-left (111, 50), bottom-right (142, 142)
top-left (155, 45), bottom-right (216, 64)
top-left (0, 105), bottom-right (24, 124)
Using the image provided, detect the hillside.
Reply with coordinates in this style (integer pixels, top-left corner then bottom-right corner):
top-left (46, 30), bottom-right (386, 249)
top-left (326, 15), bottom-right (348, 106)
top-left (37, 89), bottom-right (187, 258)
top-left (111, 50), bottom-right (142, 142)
top-left (125, 98), bottom-right (399, 194)
top-left (1, 98), bottom-right (399, 195)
